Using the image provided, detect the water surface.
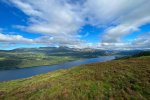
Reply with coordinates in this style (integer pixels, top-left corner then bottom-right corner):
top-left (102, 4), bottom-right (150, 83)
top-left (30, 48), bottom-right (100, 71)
top-left (0, 56), bottom-right (115, 82)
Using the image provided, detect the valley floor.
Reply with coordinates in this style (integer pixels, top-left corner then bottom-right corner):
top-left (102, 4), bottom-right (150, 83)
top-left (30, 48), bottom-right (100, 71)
top-left (0, 56), bottom-right (150, 100)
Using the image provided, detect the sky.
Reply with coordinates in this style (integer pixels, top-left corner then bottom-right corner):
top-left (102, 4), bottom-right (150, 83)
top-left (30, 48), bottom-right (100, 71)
top-left (0, 0), bottom-right (150, 50)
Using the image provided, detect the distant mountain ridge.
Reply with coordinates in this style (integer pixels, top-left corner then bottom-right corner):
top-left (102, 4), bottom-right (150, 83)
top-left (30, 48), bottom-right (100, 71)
top-left (0, 46), bottom-right (149, 70)
top-left (8, 46), bottom-right (147, 56)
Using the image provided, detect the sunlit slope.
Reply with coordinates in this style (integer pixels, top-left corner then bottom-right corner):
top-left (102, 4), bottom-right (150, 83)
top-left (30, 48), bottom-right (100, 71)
top-left (0, 47), bottom-right (108, 70)
top-left (0, 56), bottom-right (150, 100)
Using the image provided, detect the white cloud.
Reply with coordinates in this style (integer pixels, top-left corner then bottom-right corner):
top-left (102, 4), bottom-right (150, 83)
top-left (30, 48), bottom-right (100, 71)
top-left (10, 0), bottom-right (84, 35)
top-left (131, 32), bottom-right (150, 48)
top-left (2, 0), bottom-right (150, 49)
top-left (0, 31), bottom-right (149, 50)
top-left (35, 35), bottom-right (84, 46)
top-left (0, 33), bottom-right (84, 48)
top-left (100, 0), bottom-right (150, 43)
top-left (84, 0), bottom-right (145, 25)
top-left (0, 33), bottom-right (33, 43)
top-left (86, 32), bottom-right (150, 50)
top-left (11, 0), bottom-right (42, 16)
top-left (8, 0), bottom-right (85, 46)
top-left (83, 0), bottom-right (150, 49)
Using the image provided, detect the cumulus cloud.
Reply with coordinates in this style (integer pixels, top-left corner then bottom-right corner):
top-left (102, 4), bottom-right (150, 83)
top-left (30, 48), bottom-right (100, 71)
top-left (2, 0), bottom-right (150, 49)
top-left (35, 35), bottom-right (84, 46)
top-left (6, 0), bottom-right (85, 47)
top-left (10, 0), bottom-right (84, 35)
top-left (100, 0), bottom-right (150, 43)
top-left (87, 32), bottom-right (150, 50)
top-left (0, 33), bottom-right (84, 47)
top-left (83, 0), bottom-right (150, 49)
top-left (84, 0), bottom-right (147, 25)
top-left (131, 32), bottom-right (150, 48)
top-left (0, 33), bottom-right (33, 43)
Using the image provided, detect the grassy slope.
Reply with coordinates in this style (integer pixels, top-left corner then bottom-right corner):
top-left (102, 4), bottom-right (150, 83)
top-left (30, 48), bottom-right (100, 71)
top-left (0, 56), bottom-right (150, 100)
top-left (0, 49), bottom-right (105, 70)
top-left (0, 52), bottom-right (80, 70)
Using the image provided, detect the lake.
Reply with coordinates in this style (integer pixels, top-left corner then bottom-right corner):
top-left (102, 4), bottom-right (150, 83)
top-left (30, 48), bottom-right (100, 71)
top-left (0, 56), bottom-right (115, 82)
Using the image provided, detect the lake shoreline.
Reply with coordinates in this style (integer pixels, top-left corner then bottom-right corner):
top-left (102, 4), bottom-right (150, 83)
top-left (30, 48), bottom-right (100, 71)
top-left (0, 56), bottom-right (116, 82)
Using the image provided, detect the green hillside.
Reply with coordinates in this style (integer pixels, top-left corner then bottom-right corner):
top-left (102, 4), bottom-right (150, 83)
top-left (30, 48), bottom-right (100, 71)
top-left (0, 56), bottom-right (150, 100)
top-left (0, 47), bottom-right (108, 70)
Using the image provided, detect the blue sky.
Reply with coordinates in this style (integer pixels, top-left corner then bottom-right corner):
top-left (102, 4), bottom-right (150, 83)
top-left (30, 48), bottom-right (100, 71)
top-left (0, 0), bottom-right (150, 50)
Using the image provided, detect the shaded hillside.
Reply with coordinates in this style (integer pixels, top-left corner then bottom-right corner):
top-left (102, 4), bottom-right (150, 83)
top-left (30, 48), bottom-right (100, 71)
top-left (0, 46), bottom-right (146, 70)
top-left (0, 47), bottom-right (107, 70)
top-left (133, 51), bottom-right (150, 57)
top-left (0, 56), bottom-right (150, 100)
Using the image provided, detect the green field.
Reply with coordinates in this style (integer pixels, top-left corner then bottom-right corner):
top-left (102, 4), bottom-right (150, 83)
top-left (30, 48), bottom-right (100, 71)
top-left (0, 56), bottom-right (149, 100)
top-left (0, 47), bottom-right (109, 70)
top-left (0, 47), bottom-right (143, 71)
top-left (0, 52), bottom-right (80, 70)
